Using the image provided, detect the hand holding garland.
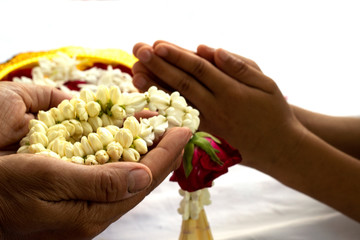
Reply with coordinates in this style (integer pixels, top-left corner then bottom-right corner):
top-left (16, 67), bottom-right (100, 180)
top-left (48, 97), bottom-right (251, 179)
top-left (0, 81), bottom-right (192, 239)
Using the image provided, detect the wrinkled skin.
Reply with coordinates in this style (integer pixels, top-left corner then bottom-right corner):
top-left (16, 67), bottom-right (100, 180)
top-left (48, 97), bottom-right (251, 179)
top-left (0, 82), bottom-right (192, 239)
top-left (131, 41), bottom-right (360, 222)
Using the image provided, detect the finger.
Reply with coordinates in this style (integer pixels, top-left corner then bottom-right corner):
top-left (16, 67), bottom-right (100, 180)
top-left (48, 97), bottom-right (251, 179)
top-left (197, 45), bottom-right (262, 72)
top-left (214, 48), bottom-right (275, 93)
top-left (133, 42), bottom-right (151, 57)
top-left (134, 45), bottom-right (214, 110)
top-left (138, 127), bottom-right (192, 189)
top-left (134, 109), bottom-right (158, 119)
top-left (24, 154), bottom-right (153, 202)
top-left (154, 41), bottom-right (216, 65)
top-left (153, 40), bottom-right (196, 54)
top-left (153, 43), bottom-right (235, 93)
top-left (132, 61), bottom-right (174, 92)
top-left (197, 44), bottom-right (216, 63)
top-left (14, 83), bottom-right (71, 113)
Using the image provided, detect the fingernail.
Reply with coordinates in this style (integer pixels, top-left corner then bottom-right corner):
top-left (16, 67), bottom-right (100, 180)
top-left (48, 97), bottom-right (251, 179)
top-left (133, 75), bottom-right (148, 90)
top-left (218, 48), bottom-right (229, 61)
top-left (138, 49), bottom-right (151, 63)
top-left (155, 46), bottom-right (168, 57)
top-left (128, 169), bottom-right (151, 193)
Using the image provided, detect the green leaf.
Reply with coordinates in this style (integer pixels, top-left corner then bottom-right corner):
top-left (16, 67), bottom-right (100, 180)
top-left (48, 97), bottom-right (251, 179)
top-left (195, 132), bottom-right (221, 144)
top-left (183, 142), bottom-right (195, 178)
top-left (192, 136), bottom-right (223, 166)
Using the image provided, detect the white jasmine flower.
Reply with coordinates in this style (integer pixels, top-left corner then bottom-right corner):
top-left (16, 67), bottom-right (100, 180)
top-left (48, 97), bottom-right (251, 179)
top-left (37, 110), bottom-right (56, 127)
top-left (28, 143), bottom-right (46, 153)
top-left (146, 86), bottom-right (170, 112)
top-left (50, 107), bottom-right (65, 123)
top-left (105, 125), bottom-right (120, 136)
top-left (122, 148), bottom-right (140, 162)
top-left (100, 114), bottom-right (113, 127)
top-left (71, 156), bottom-right (85, 165)
top-left (80, 121), bottom-right (93, 136)
top-left (96, 127), bottom-right (114, 146)
top-left (85, 155), bottom-right (99, 165)
top-left (119, 92), bottom-right (147, 115)
top-left (170, 91), bottom-right (187, 110)
top-left (61, 120), bottom-right (75, 136)
top-left (133, 138), bottom-right (148, 154)
top-left (72, 98), bottom-right (88, 121)
top-left (69, 119), bottom-right (83, 139)
top-left (65, 142), bottom-right (74, 158)
top-left (87, 116), bottom-right (103, 132)
top-left (58, 100), bottom-right (76, 120)
top-left (36, 150), bottom-right (61, 159)
top-left (29, 132), bottom-right (48, 147)
top-left (111, 104), bottom-right (126, 120)
top-left (73, 142), bottom-right (85, 157)
top-left (165, 107), bottom-right (183, 128)
top-left (29, 123), bottom-right (47, 136)
top-left (123, 116), bottom-right (140, 137)
top-left (81, 136), bottom-right (95, 155)
top-left (28, 119), bottom-right (48, 131)
top-left (95, 85), bottom-right (110, 109)
top-left (88, 133), bottom-right (103, 152)
top-left (139, 118), bottom-right (155, 146)
top-left (114, 128), bottom-right (133, 148)
top-left (86, 101), bottom-right (101, 118)
top-left (95, 149), bottom-right (109, 164)
top-left (50, 138), bottom-right (68, 157)
top-left (110, 116), bottom-right (123, 127)
top-left (109, 86), bottom-right (121, 104)
top-left (149, 115), bottom-right (168, 136)
top-left (106, 141), bottom-right (123, 161)
top-left (47, 124), bottom-right (70, 140)
top-left (79, 88), bottom-right (95, 103)
top-left (17, 145), bottom-right (29, 153)
top-left (20, 135), bottom-right (30, 146)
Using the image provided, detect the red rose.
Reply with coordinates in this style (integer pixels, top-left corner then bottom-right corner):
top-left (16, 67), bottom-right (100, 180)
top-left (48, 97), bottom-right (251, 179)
top-left (170, 132), bottom-right (242, 192)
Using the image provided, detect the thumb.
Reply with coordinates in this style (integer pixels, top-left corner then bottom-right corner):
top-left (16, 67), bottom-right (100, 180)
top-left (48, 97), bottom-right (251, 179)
top-left (34, 156), bottom-right (153, 202)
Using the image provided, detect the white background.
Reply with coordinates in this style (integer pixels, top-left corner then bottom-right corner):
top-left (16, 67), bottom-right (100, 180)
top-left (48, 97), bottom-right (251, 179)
top-left (1, 1), bottom-right (360, 239)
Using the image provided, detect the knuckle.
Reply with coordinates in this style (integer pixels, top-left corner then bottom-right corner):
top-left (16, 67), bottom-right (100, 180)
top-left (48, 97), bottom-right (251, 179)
top-left (96, 169), bottom-right (122, 202)
top-left (175, 74), bottom-right (192, 94)
top-left (190, 58), bottom-right (207, 77)
top-left (231, 59), bottom-right (249, 77)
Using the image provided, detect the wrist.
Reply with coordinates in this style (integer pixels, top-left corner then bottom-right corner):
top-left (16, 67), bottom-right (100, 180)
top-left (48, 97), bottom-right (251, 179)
top-left (242, 119), bottom-right (308, 175)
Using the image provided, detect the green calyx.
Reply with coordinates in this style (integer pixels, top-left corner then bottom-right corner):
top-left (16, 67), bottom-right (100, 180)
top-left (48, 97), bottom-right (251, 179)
top-left (183, 131), bottom-right (223, 178)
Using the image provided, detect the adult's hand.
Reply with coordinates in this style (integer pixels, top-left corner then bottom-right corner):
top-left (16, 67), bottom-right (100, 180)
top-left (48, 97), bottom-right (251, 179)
top-left (0, 127), bottom-right (192, 239)
top-left (0, 82), bottom-right (71, 151)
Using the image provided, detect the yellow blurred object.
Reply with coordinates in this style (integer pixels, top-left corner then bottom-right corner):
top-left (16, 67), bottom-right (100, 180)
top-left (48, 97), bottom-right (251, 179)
top-left (0, 46), bottom-right (137, 81)
top-left (179, 209), bottom-right (213, 240)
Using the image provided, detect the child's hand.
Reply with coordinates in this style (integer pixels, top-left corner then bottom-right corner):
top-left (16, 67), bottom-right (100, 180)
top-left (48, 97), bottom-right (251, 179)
top-left (132, 42), bottom-right (304, 167)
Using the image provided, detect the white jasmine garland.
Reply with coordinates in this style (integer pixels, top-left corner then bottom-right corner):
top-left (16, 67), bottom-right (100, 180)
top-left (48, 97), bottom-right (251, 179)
top-left (177, 188), bottom-right (211, 220)
top-left (18, 85), bottom-right (200, 171)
